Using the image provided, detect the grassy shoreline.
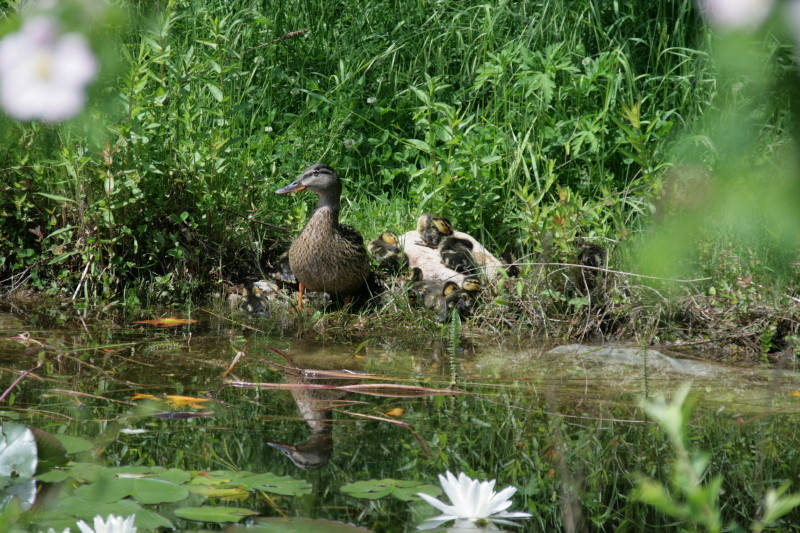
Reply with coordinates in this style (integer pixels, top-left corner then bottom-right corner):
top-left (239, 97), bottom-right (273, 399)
top-left (0, 0), bottom-right (797, 363)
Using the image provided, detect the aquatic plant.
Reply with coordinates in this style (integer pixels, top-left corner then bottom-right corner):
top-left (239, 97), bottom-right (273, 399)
top-left (416, 471), bottom-right (531, 530)
top-left (633, 385), bottom-right (800, 532)
top-left (76, 515), bottom-right (137, 533)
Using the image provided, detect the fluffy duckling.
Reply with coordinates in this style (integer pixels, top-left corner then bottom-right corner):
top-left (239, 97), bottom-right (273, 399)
top-left (237, 281), bottom-right (276, 317)
top-left (438, 235), bottom-right (476, 273)
top-left (408, 268), bottom-right (473, 323)
top-left (416, 214), bottom-right (454, 248)
top-left (368, 231), bottom-right (406, 272)
top-left (429, 281), bottom-right (462, 323)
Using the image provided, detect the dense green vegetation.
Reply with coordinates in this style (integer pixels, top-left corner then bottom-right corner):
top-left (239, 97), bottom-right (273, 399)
top-left (0, 0), bottom-right (798, 354)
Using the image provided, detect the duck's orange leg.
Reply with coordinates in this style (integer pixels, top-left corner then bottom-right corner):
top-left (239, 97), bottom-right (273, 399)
top-left (296, 283), bottom-right (305, 309)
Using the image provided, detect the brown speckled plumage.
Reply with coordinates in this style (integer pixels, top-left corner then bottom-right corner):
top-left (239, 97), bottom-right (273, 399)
top-left (276, 164), bottom-right (369, 302)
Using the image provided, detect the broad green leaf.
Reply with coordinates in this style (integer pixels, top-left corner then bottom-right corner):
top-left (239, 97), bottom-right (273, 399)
top-left (406, 138), bottom-right (431, 153)
top-left (206, 83), bottom-right (223, 102)
top-left (228, 516), bottom-right (371, 532)
top-left (54, 435), bottom-right (94, 454)
top-left (186, 485), bottom-right (249, 499)
top-left (57, 496), bottom-right (172, 529)
top-left (76, 477), bottom-right (188, 504)
top-left (35, 192), bottom-right (77, 204)
top-left (175, 506), bottom-right (258, 523)
top-left (341, 479), bottom-right (440, 501)
top-left (235, 472), bottom-right (312, 496)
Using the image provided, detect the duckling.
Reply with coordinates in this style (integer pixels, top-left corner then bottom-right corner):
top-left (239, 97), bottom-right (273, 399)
top-left (368, 231), bottom-right (406, 272)
top-left (438, 235), bottom-right (476, 273)
top-left (500, 251), bottom-right (521, 277)
top-left (275, 164), bottom-right (370, 307)
top-left (577, 242), bottom-right (608, 295)
top-left (429, 281), bottom-right (462, 323)
top-left (274, 251), bottom-right (296, 284)
top-left (407, 268), bottom-right (463, 323)
top-left (238, 281), bottom-right (274, 317)
top-left (416, 214), bottom-right (454, 248)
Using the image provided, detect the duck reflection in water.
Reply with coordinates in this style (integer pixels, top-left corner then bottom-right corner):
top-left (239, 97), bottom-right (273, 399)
top-left (267, 340), bottom-right (365, 470)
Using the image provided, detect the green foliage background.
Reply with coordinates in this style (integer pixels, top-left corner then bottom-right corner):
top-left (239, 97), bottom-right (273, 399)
top-left (0, 0), bottom-right (796, 304)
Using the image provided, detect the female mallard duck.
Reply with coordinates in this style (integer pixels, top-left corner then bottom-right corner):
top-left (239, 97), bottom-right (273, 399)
top-left (275, 164), bottom-right (370, 307)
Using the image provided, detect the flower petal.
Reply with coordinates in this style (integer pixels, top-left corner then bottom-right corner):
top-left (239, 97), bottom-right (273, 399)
top-left (417, 491), bottom-right (459, 516)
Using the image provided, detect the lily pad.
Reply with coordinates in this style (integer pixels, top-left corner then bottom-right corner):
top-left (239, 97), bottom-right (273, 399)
top-left (57, 496), bottom-right (172, 529)
top-left (175, 506), bottom-right (258, 523)
top-left (235, 472), bottom-right (312, 496)
top-left (186, 485), bottom-right (249, 499)
top-left (75, 477), bottom-right (189, 504)
top-left (228, 516), bottom-right (372, 532)
top-left (188, 470), bottom-right (311, 496)
top-left (341, 478), bottom-right (441, 501)
top-left (53, 435), bottom-right (94, 455)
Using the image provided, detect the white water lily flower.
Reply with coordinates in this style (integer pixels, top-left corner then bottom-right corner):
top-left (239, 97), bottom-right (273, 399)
top-left (76, 514), bottom-right (137, 533)
top-left (696, 0), bottom-right (774, 31)
top-left (0, 15), bottom-right (97, 122)
top-left (417, 471), bottom-right (532, 530)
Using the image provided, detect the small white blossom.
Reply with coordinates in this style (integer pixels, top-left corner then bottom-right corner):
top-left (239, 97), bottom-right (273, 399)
top-left (696, 0), bottom-right (774, 31)
top-left (118, 428), bottom-right (148, 435)
top-left (366, 96), bottom-right (377, 104)
top-left (38, 528), bottom-right (71, 533)
top-left (417, 471), bottom-right (532, 530)
top-left (0, 16), bottom-right (97, 122)
top-left (343, 138), bottom-right (355, 150)
top-left (76, 514), bottom-right (137, 533)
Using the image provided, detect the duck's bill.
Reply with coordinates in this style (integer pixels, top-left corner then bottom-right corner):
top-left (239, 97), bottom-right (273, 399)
top-left (275, 179), bottom-right (306, 194)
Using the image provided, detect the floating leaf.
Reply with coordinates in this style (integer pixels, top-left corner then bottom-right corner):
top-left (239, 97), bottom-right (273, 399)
top-left (228, 516), bottom-right (372, 532)
top-left (131, 393), bottom-right (158, 401)
top-left (234, 472), bottom-right (312, 496)
top-left (75, 477), bottom-right (189, 505)
top-left (186, 485), bottom-right (249, 499)
top-left (341, 478), bottom-right (440, 501)
top-left (163, 395), bottom-right (213, 409)
top-left (132, 317), bottom-right (198, 327)
top-left (175, 506), bottom-right (258, 523)
top-left (57, 496), bottom-right (172, 529)
top-left (54, 435), bottom-right (94, 454)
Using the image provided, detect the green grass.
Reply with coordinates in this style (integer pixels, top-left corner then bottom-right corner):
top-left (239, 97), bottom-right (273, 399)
top-left (0, 0), bottom-right (797, 350)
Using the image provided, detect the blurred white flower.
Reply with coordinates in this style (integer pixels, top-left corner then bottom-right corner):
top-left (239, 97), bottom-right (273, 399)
top-left (366, 96), bottom-right (377, 104)
top-left (696, 0), bottom-right (774, 31)
top-left (343, 138), bottom-right (355, 150)
top-left (76, 514), bottom-right (136, 533)
top-left (417, 471), bottom-right (532, 530)
top-left (0, 16), bottom-right (97, 123)
top-left (789, 1), bottom-right (800, 48)
top-left (39, 528), bottom-right (70, 533)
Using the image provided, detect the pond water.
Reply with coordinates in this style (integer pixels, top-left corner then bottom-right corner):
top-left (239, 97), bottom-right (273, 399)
top-left (2, 303), bottom-right (800, 532)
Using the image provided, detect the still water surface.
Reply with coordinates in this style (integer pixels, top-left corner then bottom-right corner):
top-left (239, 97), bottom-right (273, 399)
top-left (1, 305), bottom-right (799, 531)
